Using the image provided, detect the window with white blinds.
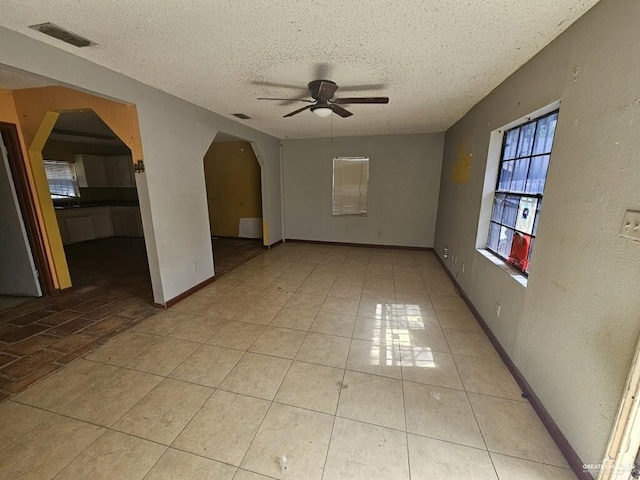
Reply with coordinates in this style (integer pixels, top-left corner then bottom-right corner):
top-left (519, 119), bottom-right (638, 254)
top-left (44, 160), bottom-right (80, 199)
top-left (332, 157), bottom-right (369, 216)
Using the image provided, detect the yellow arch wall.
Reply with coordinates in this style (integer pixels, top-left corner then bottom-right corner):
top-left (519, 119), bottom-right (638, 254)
top-left (11, 87), bottom-right (143, 162)
top-left (4, 86), bottom-right (143, 290)
top-left (0, 89), bottom-right (63, 288)
top-left (203, 141), bottom-right (262, 238)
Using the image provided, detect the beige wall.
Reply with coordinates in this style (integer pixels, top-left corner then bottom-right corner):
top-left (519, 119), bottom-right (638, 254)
top-left (203, 141), bottom-right (262, 237)
top-left (283, 133), bottom-right (444, 248)
top-left (434, 0), bottom-right (640, 465)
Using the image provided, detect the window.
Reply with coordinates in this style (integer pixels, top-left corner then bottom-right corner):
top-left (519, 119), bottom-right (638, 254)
top-left (486, 110), bottom-right (558, 274)
top-left (332, 157), bottom-right (369, 216)
top-left (44, 160), bottom-right (80, 199)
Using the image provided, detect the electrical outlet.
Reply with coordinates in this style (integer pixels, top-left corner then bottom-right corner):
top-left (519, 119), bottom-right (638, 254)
top-left (495, 302), bottom-right (501, 317)
top-left (192, 262), bottom-right (197, 272)
top-left (620, 210), bottom-right (640, 241)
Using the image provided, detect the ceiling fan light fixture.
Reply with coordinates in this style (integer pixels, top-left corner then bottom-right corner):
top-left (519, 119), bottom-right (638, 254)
top-left (311, 105), bottom-right (332, 118)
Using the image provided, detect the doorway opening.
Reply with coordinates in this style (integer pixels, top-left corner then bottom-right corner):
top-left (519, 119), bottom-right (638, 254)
top-left (0, 125), bottom-right (44, 309)
top-left (203, 132), bottom-right (265, 276)
top-left (42, 110), bottom-right (152, 301)
top-left (0, 83), bottom-right (158, 399)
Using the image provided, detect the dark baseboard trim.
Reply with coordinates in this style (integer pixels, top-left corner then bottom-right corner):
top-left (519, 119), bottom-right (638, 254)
top-left (285, 238), bottom-right (433, 251)
top-left (265, 239), bottom-right (283, 249)
top-left (154, 275), bottom-right (216, 309)
top-left (212, 235), bottom-right (264, 241)
top-left (435, 254), bottom-right (592, 480)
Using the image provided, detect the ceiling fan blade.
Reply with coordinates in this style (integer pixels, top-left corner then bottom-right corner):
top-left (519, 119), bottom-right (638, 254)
top-left (333, 97), bottom-right (389, 104)
top-left (257, 98), bottom-right (314, 103)
top-left (330, 104), bottom-right (353, 118)
top-left (338, 84), bottom-right (387, 92)
top-left (317, 81), bottom-right (339, 100)
top-left (284, 105), bottom-right (313, 117)
top-left (250, 80), bottom-right (304, 90)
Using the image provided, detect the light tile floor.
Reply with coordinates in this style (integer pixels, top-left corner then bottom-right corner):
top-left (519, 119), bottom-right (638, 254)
top-left (0, 243), bottom-right (578, 479)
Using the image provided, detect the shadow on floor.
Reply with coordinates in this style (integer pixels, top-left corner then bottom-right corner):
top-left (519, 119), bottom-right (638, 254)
top-left (212, 237), bottom-right (265, 277)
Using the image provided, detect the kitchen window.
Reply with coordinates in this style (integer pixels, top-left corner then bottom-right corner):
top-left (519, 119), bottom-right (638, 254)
top-left (332, 157), bottom-right (369, 216)
top-left (486, 110), bottom-right (558, 274)
top-left (44, 160), bottom-right (80, 199)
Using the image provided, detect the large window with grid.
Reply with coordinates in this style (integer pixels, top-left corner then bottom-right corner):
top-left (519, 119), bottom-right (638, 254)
top-left (487, 110), bottom-right (558, 274)
top-left (44, 160), bottom-right (80, 199)
top-left (332, 157), bottom-right (369, 216)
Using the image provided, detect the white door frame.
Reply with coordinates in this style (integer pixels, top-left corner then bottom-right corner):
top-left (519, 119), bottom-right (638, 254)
top-left (599, 328), bottom-right (640, 479)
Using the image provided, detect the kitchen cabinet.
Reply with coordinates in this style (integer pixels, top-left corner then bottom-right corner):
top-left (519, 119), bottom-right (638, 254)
top-left (106, 156), bottom-right (135, 187)
top-left (92, 210), bottom-right (114, 238)
top-left (111, 206), bottom-right (143, 237)
top-left (112, 210), bottom-right (127, 236)
top-left (65, 215), bottom-right (95, 243)
top-left (74, 154), bottom-right (109, 187)
top-left (57, 215), bottom-right (70, 244)
top-left (56, 206), bottom-right (117, 244)
top-left (75, 154), bottom-right (134, 188)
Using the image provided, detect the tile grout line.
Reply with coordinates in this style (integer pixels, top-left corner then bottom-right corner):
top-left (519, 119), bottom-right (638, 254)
top-left (424, 249), bottom-right (502, 479)
top-left (228, 250), bottom-right (328, 476)
top-left (316, 250), bottom-right (358, 480)
top-left (395, 251), bottom-right (413, 480)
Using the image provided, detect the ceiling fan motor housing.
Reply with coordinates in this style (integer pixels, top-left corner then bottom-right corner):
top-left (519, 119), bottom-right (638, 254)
top-left (308, 79), bottom-right (338, 100)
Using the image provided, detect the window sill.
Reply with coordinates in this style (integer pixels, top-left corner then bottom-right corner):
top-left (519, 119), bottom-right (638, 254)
top-left (476, 249), bottom-right (528, 288)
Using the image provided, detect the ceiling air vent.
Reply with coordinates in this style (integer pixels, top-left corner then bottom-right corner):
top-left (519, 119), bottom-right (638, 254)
top-left (29, 23), bottom-right (95, 47)
top-left (232, 113), bottom-right (251, 120)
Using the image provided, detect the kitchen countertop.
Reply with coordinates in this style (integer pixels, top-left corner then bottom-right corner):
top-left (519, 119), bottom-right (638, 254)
top-left (54, 202), bottom-right (139, 210)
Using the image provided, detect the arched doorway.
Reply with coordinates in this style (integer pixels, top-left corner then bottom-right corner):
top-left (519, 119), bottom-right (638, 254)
top-left (203, 132), bottom-right (265, 276)
top-left (41, 110), bottom-right (151, 300)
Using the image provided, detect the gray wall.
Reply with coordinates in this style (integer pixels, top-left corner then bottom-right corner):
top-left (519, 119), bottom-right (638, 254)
top-left (0, 138), bottom-right (40, 296)
top-left (0, 27), bottom-right (282, 304)
top-left (434, 0), bottom-right (640, 464)
top-left (283, 134), bottom-right (444, 248)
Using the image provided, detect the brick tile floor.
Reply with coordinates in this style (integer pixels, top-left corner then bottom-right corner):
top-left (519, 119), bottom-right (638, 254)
top-left (0, 236), bottom-right (265, 400)
top-left (0, 238), bottom-right (156, 399)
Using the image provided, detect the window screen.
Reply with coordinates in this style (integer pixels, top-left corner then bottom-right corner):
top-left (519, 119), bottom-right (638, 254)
top-left (486, 110), bottom-right (558, 274)
top-left (332, 157), bottom-right (369, 216)
top-left (44, 160), bottom-right (80, 199)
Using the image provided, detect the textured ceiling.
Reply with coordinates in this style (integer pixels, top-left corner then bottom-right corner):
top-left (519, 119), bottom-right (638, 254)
top-left (0, 1), bottom-right (599, 138)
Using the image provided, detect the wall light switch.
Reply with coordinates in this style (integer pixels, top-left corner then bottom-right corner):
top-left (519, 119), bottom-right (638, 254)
top-left (620, 210), bottom-right (640, 241)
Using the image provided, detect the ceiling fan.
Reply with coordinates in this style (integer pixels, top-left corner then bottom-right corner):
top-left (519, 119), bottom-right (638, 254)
top-left (258, 79), bottom-right (389, 118)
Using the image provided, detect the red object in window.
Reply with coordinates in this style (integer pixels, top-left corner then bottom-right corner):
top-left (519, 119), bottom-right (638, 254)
top-left (507, 233), bottom-right (531, 272)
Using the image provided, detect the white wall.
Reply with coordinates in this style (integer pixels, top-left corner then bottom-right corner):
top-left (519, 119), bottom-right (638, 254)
top-left (0, 137), bottom-right (40, 296)
top-left (434, 0), bottom-right (640, 464)
top-left (0, 27), bottom-right (282, 304)
top-left (283, 134), bottom-right (444, 248)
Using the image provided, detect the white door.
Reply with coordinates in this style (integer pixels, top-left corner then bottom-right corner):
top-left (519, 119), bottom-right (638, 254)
top-left (0, 136), bottom-right (41, 296)
top-left (600, 327), bottom-right (640, 480)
